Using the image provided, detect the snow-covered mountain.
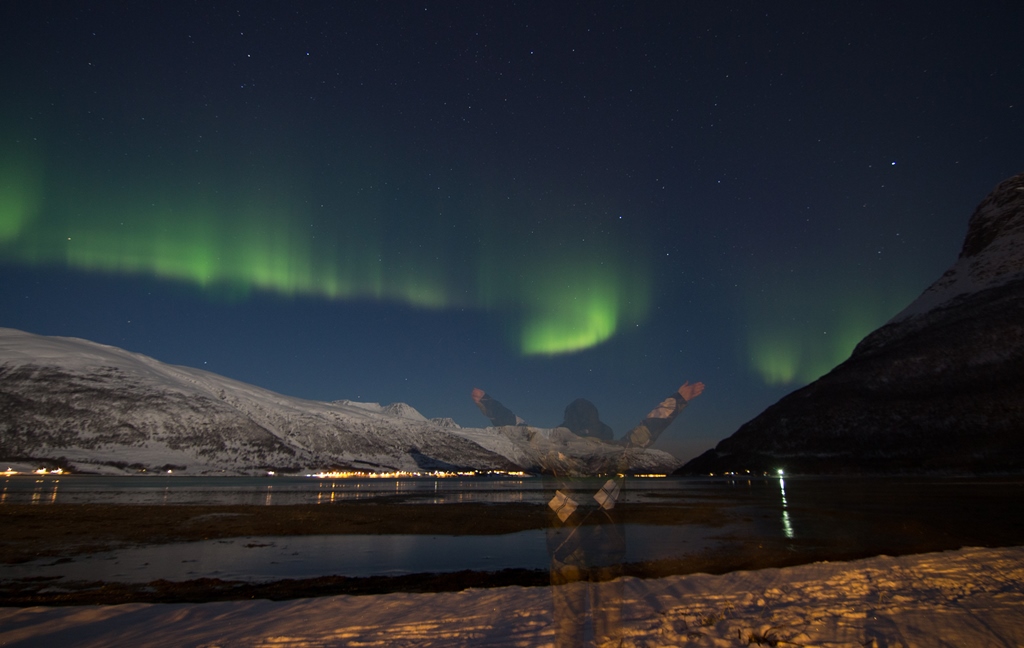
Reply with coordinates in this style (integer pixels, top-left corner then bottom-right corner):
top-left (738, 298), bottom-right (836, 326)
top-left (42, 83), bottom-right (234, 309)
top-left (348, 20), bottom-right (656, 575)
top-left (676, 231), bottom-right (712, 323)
top-left (0, 329), bottom-right (679, 475)
top-left (681, 173), bottom-right (1024, 474)
top-left (453, 424), bottom-right (679, 475)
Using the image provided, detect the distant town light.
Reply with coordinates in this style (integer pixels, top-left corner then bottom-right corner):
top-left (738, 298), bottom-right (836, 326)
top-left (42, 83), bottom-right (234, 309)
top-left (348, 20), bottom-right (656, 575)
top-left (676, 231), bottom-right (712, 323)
top-left (303, 469), bottom-right (529, 479)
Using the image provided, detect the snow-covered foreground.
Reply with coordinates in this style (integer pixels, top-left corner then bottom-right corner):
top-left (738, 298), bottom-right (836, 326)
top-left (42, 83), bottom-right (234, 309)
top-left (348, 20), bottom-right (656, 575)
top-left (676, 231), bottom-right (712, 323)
top-left (2, 546), bottom-right (1023, 647)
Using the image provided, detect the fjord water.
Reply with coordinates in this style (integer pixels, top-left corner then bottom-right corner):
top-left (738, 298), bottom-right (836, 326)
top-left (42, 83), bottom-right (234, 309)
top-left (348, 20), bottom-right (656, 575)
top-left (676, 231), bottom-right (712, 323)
top-left (2, 474), bottom-right (1022, 583)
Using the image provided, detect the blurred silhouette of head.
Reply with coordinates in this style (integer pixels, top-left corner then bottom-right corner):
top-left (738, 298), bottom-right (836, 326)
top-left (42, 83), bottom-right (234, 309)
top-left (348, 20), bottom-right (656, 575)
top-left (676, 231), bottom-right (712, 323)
top-left (560, 398), bottom-right (614, 441)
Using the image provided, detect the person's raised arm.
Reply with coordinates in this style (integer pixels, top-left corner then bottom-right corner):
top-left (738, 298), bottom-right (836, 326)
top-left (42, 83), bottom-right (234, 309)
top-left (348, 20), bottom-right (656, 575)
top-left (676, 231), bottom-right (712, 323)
top-left (471, 388), bottom-right (526, 427)
top-left (620, 381), bottom-right (705, 448)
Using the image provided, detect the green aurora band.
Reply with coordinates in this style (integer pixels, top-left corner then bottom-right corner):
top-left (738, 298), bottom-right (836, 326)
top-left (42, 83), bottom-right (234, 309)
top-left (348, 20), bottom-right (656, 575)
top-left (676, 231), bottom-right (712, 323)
top-left (504, 253), bottom-right (646, 356)
top-left (0, 156), bottom-right (650, 356)
top-left (746, 275), bottom-right (921, 385)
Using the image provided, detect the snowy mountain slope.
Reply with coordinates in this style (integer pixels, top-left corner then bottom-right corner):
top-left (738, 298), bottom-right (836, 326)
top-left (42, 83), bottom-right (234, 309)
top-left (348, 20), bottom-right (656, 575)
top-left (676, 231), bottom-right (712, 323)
top-left (681, 173), bottom-right (1024, 474)
top-left (0, 328), bottom-right (515, 474)
top-left (889, 173), bottom-right (1024, 323)
top-left (451, 425), bottom-right (680, 475)
top-left (0, 328), bottom-right (679, 474)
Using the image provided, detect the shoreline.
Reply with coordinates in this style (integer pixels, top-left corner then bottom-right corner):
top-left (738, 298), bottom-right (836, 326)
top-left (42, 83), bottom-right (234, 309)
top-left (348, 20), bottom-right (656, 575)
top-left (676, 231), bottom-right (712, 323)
top-left (4, 501), bottom-right (1023, 606)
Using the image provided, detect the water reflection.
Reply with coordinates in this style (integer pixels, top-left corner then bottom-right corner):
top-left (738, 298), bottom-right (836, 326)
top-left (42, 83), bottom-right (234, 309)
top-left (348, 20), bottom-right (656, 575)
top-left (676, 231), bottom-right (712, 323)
top-left (0, 475), bottom-right (547, 505)
top-left (1, 523), bottom-right (726, 584)
top-left (25, 478), bottom-right (60, 505)
top-left (0, 474), bottom-right (775, 507)
top-left (4, 474), bottom-right (1020, 606)
top-left (778, 471), bottom-right (795, 539)
top-left (547, 478), bottom-right (626, 646)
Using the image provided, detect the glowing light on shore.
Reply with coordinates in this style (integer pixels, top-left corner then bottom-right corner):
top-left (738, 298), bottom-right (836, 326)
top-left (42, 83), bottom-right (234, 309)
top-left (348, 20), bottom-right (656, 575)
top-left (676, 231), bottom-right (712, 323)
top-left (304, 469), bottom-right (528, 479)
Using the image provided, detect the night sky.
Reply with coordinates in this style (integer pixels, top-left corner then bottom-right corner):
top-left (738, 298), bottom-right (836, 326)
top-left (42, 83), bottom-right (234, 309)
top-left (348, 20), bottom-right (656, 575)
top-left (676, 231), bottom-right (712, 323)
top-left (1, 2), bottom-right (1021, 460)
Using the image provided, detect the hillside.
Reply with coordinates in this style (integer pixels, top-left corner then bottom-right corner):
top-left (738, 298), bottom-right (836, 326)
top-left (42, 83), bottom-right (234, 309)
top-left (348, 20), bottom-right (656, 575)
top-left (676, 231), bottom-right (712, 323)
top-left (681, 173), bottom-right (1024, 474)
top-left (0, 328), bottom-right (678, 475)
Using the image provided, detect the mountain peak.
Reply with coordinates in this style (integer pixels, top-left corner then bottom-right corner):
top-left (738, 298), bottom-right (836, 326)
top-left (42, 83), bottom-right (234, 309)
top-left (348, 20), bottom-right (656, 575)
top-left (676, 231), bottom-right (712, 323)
top-left (891, 172), bottom-right (1024, 323)
top-left (1, 327), bottom-right (680, 475)
top-left (680, 173), bottom-right (1024, 475)
top-left (381, 402), bottom-right (428, 422)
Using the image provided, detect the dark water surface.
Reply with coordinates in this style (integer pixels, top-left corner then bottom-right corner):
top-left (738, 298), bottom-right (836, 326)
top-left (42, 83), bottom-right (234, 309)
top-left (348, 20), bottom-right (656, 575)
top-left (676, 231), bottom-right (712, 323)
top-left (1, 524), bottom-right (730, 583)
top-left (2, 474), bottom-right (1022, 583)
top-left (1, 473), bottom-right (745, 506)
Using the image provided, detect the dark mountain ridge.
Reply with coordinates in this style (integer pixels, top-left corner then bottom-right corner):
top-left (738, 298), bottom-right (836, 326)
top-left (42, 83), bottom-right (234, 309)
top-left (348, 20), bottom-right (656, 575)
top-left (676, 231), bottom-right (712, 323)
top-left (681, 173), bottom-right (1024, 474)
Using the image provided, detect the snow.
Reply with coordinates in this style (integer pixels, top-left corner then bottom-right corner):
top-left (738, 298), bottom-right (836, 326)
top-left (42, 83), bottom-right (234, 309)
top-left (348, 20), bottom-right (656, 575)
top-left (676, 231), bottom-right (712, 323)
top-left (332, 399), bottom-right (431, 421)
top-left (0, 328), bottom-right (507, 472)
top-left (381, 402), bottom-right (430, 422)
top-left (1, 327), bottom-right (679, 475)
top-left (450, 425), bottom-right (682, 474)
top-left (2, 545), bottom-right (1022, 646)
top-left (890, 175), bottom-right (1024, 323)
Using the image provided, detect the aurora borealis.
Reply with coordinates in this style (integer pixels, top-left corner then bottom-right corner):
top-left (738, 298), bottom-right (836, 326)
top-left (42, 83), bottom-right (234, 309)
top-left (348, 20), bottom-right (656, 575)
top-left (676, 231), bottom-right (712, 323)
top-left (0, 144), bottom-right (651, 355)
top-left (1, 2), bottom-right (1021, 459)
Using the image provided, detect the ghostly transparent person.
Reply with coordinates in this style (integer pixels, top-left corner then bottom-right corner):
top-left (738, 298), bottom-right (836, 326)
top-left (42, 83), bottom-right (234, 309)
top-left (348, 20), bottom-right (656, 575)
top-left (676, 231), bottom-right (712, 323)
top-left (472, 382), bottom-right (704, 646)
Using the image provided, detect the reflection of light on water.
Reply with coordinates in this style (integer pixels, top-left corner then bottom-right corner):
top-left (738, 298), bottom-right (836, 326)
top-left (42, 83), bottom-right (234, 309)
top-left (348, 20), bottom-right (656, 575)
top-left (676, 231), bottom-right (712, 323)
top-left (265, 484), bottom-right (273, 506)
top-left (0, 475), bottom-right (563, 505)
top-left (307, 478), bottom-right (534, 505)
top-left (29, 477), bottom-right (59, 503)
top-left (777, 470), bottom-right (794, 539)
top-left (781, 509), bottom-right (794, 539)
